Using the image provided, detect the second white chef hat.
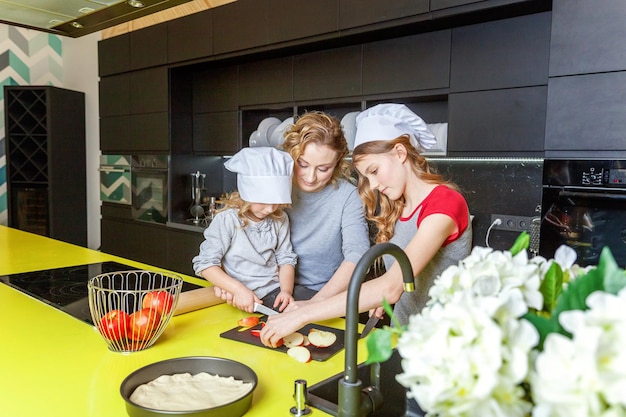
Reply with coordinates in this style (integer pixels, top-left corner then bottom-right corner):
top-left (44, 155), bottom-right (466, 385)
top-left (225, 147), bottom-right (294, 204)
top-left (354, 103), bottom-right (436, 151)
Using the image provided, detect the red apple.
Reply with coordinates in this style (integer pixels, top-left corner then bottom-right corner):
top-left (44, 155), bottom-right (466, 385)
top-left (142, 291), bottom-right (174, 315)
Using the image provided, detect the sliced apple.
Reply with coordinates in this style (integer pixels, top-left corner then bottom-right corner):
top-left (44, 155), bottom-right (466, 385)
top-left (238, 316), bottom-right (260, 327)
top-left (287, 346), bottom-right (311, 363)
top-left (302, 335), bottom-right (310, 346)
top-left (308, 329), bottom-right (337, 348)
top-left (283, 332), bottom-right (305, 348)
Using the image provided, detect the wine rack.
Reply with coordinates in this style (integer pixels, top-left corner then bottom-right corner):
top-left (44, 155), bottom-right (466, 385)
top-left (4, 86), bottom-right (87, 246)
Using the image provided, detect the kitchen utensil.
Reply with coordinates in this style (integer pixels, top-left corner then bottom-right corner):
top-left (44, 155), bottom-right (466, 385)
top-left (88, 270), bottom-right (183, 352)
top-left (120, 356), bottom-right (257, 417)
top-left (174, 287), bottom-right (224, 316)
top-left (253, 302), bottom-right (278, 316)
top-left (359, 315), bottom-right (379, 339)
top-left (270, 117), bottom-right (294, 147)
top-left (221, 322), bottom-right (346, 362)
top-left (340, 111), bottom-right (360, 151)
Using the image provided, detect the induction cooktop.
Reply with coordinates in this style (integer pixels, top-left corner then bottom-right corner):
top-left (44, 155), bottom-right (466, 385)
top-left (0, 261), bottom-right (201, 325)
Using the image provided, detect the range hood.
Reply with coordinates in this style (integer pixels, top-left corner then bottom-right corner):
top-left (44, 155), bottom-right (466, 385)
top-left (0, 0), bottom-right (195, 38)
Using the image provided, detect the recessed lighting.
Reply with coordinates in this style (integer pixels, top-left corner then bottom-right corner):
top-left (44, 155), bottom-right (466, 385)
top-left (78, 7), bottom-right (95, 14)
top-left (127, 0), bottom-right (145, 7)
top-left (71, 21), bottom-right (84, 28)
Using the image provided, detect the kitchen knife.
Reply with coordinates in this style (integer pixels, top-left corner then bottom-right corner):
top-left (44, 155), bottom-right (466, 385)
top-left (360, 315), bottom-right (379, 338)
top-left (253, 302), bottom-right (278, 316)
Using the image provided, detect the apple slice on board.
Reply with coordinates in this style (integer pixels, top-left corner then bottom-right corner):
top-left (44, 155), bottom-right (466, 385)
top-left (287, 346), bottom-right (312, 363)
top-left (283, 332), bottom-right (305, 348)
top-left (308, 329), bottom-right (337, 348)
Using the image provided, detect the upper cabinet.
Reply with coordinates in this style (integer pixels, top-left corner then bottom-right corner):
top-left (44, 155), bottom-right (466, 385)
top-left (129, 23), bottom-right (168, 70)
top-left (239, 57), bottom-right (294, 106)
top-left (450, 12), bottom-right (551, 92)
top-left (294, 45), bottom-right (362, 101)
top-left (339, 0), bottom-right (429, 29)
top-left (167, 9), bottom-right (213, 64)
top-left (549, 0), bottom-right (626, 76)
top-left (193, 65), bottom-right (238, 113)
top-left (213, 0), bottom-right (269, 55)
top-left (98, 34), bottom-right (129, 76)
top-left (268, 0), bottom-right (338, 43)
top-left (362, 30), bottom-right (451, 95)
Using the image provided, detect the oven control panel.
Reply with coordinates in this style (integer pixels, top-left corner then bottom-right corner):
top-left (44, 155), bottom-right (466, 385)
top-left (544, 159), bottom-right (626, 188)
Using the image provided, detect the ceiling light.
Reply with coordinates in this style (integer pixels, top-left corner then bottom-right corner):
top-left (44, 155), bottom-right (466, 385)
top-left (70, 21), bottom-right (84, 28)
top-left (127, 0), bottom-right (145, 7)
top-left (78, 8), bottom-right (96, 14)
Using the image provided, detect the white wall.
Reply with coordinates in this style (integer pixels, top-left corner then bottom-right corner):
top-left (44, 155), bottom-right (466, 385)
top-left (62, 31), bottom-right (102, 250)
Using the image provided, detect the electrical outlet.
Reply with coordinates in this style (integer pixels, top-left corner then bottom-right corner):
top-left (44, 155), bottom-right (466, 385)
top-left (491, 214), bottom-right (534, 232)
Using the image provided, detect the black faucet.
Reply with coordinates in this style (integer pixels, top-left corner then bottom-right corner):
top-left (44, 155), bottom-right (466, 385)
top-left (338, 242), bottom-right (415, 417)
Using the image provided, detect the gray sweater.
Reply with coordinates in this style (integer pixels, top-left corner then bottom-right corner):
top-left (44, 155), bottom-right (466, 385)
top-left (286, 179), bottom-right (371, 291)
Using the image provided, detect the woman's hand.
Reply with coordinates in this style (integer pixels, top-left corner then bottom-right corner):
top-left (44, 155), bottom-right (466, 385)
top-left (273, 291), bottom-right (294, 312)
top-left (259, 311), bottom-right (306, 348)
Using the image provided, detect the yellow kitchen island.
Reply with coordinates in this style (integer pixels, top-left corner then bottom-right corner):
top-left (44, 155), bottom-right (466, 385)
top-left (0, 226), bottom-right (368, 417)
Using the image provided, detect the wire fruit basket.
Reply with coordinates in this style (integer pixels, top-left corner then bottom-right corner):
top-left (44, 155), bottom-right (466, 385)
top-left (88, 270), bottom-right (183, 352)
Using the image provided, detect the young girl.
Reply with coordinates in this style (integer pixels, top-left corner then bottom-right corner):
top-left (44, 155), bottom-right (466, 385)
top-left (260, 103), bottom-right (472, 345)
top-left (192, 147), bottom-right (297, 313)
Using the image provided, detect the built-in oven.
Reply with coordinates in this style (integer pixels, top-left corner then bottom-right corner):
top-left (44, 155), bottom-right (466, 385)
top-left (540, 159), bottom-right (626, 267)
top-left (131, 155), bottom-right (168, 224)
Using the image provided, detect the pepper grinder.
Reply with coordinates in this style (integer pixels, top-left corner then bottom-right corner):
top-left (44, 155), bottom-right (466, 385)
top-left (189, 171), bottom-right (206, 224)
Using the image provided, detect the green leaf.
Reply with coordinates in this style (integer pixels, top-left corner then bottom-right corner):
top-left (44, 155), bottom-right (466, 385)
top-left (598, 247), bottom-right (626, 294)
top-left (538, 262), bottom-right (563, 313)
top-left (509, 232), bottom-right (530, 256)
top-left (522, 313), bottom-right (564, 351)
top-left (554, 265), bottom-right (604, 316)
top-left (365, 327), bottom-right (395, 365)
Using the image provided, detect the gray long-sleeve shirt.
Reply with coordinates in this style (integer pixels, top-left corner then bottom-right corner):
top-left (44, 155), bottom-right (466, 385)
top-left (286, 179), bottom-right (370, 291)
top-left (192, 208), bottom-right (297, 299)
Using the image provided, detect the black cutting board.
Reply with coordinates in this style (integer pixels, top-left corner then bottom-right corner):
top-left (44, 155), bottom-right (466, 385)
top-left (220, 320), bottom-right (346, 362)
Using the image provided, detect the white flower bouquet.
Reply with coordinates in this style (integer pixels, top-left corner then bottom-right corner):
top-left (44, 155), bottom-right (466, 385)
top-left (366, 233), bottom-right (626, 417)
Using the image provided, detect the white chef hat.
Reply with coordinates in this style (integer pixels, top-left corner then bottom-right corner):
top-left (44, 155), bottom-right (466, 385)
top-left (224, 147), bottom-right (294, 204)
top-left (354, 103), bottom-right (436, 151)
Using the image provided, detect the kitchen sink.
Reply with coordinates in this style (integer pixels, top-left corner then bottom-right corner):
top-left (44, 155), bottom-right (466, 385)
top-left (307, 349), bottom-right (423, 416)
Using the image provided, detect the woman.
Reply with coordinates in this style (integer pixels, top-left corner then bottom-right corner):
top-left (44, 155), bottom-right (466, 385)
top-left (260, 103), bottom-right (472, 346)
top-left (215, 111), bottom-right (371, 303)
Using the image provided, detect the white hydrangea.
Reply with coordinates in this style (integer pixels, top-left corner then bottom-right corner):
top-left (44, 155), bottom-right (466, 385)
top-left (530, 287), bottom-right (626, 417)
top-left (396, 289), bottom-right (538, 417)
top-left (428, 246), bottom-right (545, 311)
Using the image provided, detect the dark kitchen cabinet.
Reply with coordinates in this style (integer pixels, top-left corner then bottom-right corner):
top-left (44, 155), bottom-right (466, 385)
top-left (339, 0), bottom-right (429, 29)
top-left (129, 67), bottom-right (169, 114)
top-left (99, 73), bottom-right (130, 117)
top-left (98, 33), bottom-right (129, 76)
top-left (238, 57), bottom-right (294, 105)
top-left (268, 0), bottom-right (337, 43)
top-left (193, 111), bottom-right (239, 154)
top-left (100, 67), bottom-right (169, 153)
top-left (450, 12), bottom-right (551, 92)
top-left (430, 0), bottom-right (483, 10)
top-left (545, 71), bottom-right (626, 156)
top-left (294, 45), bottom-right (362, 101)
top-left (129, 23), bottom-right (168, 70)
top-left (193, 65), bottom-right (238, 113)
top-left (212, 0), bottom-right (269, 55)
top-left (167, 9), bottom-right (213, 63)
top-left (4, 86), bottom-right (86, 246)
top-left (167, 228), bottom-right (206, 277)
top-left (549, 0), bottom-right (626, 76)
top-left (100, 218), bottom-right (168, 269)
top-left (447, 86), bottom-right (546, 156)
top-left (362, 30), bottom-right (451, 95)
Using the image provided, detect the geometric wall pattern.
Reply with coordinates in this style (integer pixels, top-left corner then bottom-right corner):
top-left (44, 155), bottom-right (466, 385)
top-left (0, 24), bottom-right (63, 225)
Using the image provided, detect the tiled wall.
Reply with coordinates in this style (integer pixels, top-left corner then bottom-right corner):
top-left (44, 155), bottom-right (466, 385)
top-left (0, 24), bottom-right (63, 225)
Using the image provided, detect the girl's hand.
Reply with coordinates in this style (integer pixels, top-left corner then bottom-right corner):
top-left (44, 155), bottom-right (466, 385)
top-left (231, 288), bottom-right (260, 313)
top-left (273, 291), bottom-right (294, 312)
top-left (370, 306), bottom-right (385, 319)
top-left (213, 286), bottom-right (234, 303)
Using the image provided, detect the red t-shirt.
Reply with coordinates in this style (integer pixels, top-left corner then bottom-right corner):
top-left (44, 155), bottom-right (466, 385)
top-left (400, 185), bottom-right (469, 246)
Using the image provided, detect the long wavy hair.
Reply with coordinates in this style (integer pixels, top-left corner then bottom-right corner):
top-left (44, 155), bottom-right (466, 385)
top-left (352, 135), bottom-right (458, 244)
top-left (219, 191), bottom-right (290, 228)
top-left (281, 111), bottom-right (352, 187)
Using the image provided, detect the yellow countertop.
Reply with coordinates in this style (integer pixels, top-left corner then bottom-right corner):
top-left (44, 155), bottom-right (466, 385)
top-left (0, 226), bottom-right (368, 417)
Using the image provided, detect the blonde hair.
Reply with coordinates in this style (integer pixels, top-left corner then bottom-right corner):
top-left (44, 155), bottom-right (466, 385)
top-left (352, 136), bottom-right (458, 244)
top-left (220, 191), bottom-right (290, 227)
top-left (281, 111), bottom-right (352, 187)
